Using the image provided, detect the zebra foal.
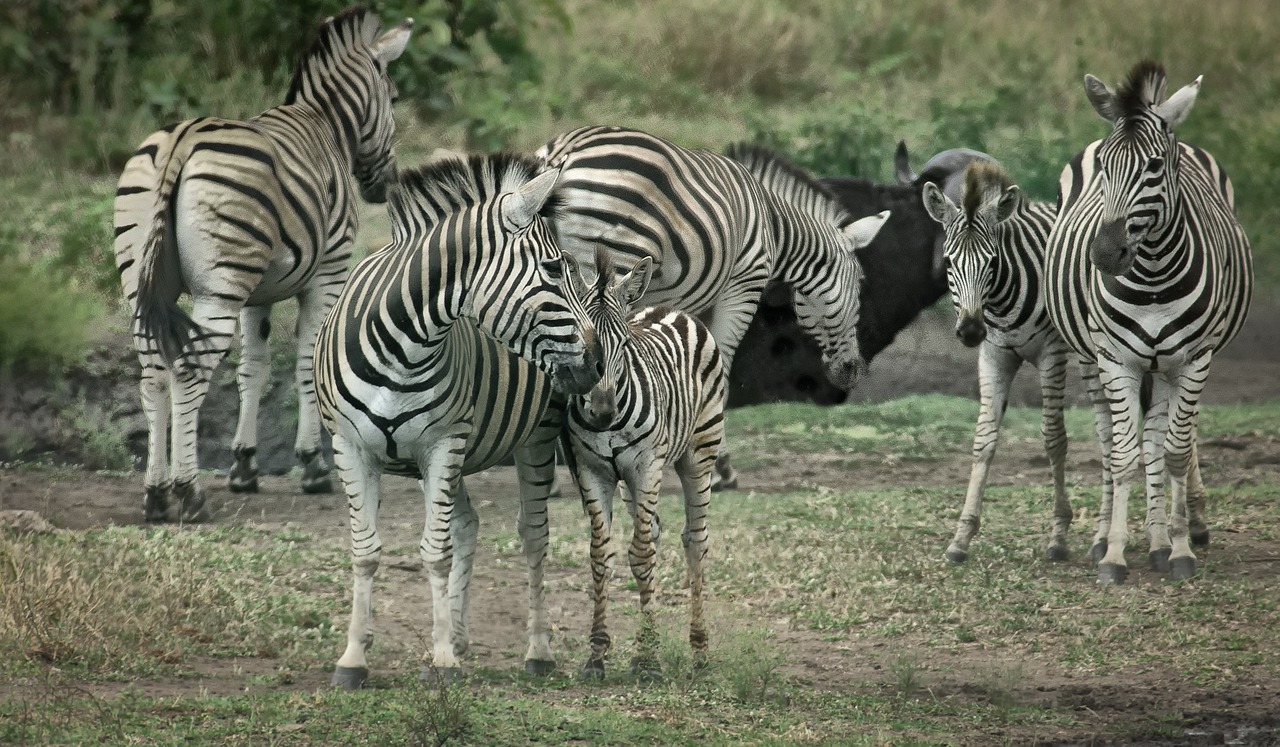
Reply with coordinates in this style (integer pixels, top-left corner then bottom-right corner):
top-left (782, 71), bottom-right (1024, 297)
top-left (113, 6), bottom-right (412, 521)
top-left (313, 154), bottom-right (602, 687)
top-left (564, 249), bottom-right (727, 680)
top-left (1045, 60), bottom-right (1253, 584)
top-left (922, 163), bottom-right (1073, 563)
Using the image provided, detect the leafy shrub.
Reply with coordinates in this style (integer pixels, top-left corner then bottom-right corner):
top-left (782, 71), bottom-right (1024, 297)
top-left (0, 254), bottom-right (101, 374)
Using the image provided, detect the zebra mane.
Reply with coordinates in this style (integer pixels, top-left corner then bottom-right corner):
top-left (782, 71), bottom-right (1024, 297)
top-left (285, 5), bottom-right (382, 106)
top-left (961, 162), bottom-right (1015, 221)
top-left (387, 152), bottom-right (548, 241)
top-left (591, 246), bottom-right (614, 301)
top-left (724, 143), bottom-right (852, 227)
top-left (1114, 59), bottom-right (1168, 128)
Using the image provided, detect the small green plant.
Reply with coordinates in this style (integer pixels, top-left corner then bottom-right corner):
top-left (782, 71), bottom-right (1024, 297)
top-left (716, 626), bottom-right (788, 705)
top-left (890, 650), bottom-right (922, 696)
top-left (977, 661), bottom-right (1026, 711)
top-left (394, 676), bottom-right (475, 747)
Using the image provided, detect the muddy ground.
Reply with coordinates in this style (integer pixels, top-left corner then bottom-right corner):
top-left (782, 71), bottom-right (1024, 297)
top-left (2, 307), bottom-right (1280, 745)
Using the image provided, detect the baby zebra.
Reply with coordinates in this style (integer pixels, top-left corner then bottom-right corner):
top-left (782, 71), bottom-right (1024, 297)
top-left (922, 162), bottom-right (1074, 563)
top-left (564, 248), bottom-right (727, 680)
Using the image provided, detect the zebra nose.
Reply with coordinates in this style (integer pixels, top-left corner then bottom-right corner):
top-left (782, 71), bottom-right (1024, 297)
top-left (955, 315), bottom-right (987, 348)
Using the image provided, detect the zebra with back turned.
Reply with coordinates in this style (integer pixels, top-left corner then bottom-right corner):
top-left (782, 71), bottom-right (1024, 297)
top-left (537, 127), bottom-right (889, 487)
top-left (113, 6), bottom-right (412, 521)
top-left (922, 162), bottom-right (1081, 563)
top-left (313, 153), bottom-right (603, 687)
top-left (1044, 60), bottom-right (1253, 584)
top-left (564, 249), bottom-right (727, 681)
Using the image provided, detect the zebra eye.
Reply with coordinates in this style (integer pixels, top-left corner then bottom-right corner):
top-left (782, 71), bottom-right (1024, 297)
top-left (1146, 156), bottom-right (1164, 173)
top-left (541, 257), bottom-right (565, 281)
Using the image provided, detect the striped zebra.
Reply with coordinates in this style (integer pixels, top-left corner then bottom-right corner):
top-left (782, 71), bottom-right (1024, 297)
top-left (538, 127), bottom-right (889, 487)
top-left (1044, 60), bottom-right (1253, 584)
top-left (313, 153), bottom-right (603, 688)
top-left (921, 162), bottom-right (1075, 563)
top-left (564, 249), bottom-right (727, 680)
top-left (112, 6), bottom-right (413, 522)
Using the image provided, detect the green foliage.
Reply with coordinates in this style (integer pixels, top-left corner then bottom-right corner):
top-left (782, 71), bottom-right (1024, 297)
top-left (0, 254), bottom-right (101, 373)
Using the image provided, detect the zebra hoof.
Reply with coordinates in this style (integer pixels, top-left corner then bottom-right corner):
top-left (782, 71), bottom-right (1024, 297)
top-left (420, 666), bottom-right (464, 686)
top-left (581, 659), bottom-right (606, 681)
top-left (1044, 544), bottom-right (1070, 562)
top-left (1149, 548), bottom-right (1172, 573)
top-left (629, 660), bottom-right (662, 683)
top-left (1097, 563), bottom-right (1128, 586)
top-left (1089, 541), bottom-right (1108, 563)
top-left (300, 451), bottom-right (334, 494)
top-left (227, 475), bottom-right (259, 493)
top-left (229, 449), bottom-right (259, 493)
top-left (1170, 556), bottom-right (1197, 581)
top-left (1190, 530), bottom-right (1210, 547)
top-left (174, 481), bottom-right (212, 523)
top-left (710, 474), bottom-right (737, 492)
top-left (524, 659), bottom-right (556, 677)
top-left (944, 547), bottom-right (969, 565)
top-left (143, 485), bottom-right (170, 523)
top-left (331, 666), bottom-right (369, 690)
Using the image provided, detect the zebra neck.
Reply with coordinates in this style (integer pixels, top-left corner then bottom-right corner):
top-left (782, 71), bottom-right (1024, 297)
top-left (285, 85), bottom-right (368, 169)
top-left (766, 199), bottom-right (843, 287)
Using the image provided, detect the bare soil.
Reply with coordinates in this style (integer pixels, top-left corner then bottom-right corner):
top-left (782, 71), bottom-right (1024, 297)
top-left (2, 307), bottom-right (1280, 745)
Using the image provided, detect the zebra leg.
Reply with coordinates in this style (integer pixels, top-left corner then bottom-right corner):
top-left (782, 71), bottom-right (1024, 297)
top-left (1166, 355), bottom-right (1212, 581)
top-left (1039, 343), bottom-right (1072, 562)
top-left (294, 289), bottom-right (334, 494)
top-left (229, 304), bottom-right (272, 493)
top-left (946, 344), bottom-right (1020, 564)
top-left (1142, 378), bottom-right (1173, 572)
top-left (332, 434), bottom-right (382, 690)
top-left (575, 459), bottom-right (619, 680)
top-left (418, 434), bottom-right (467, 682)
top-left (514, 437), bottom-right (560, 676)
top-left (702, 296), bottom-right (758, 493)
top-left (1187, 439), bottom-right (1210, 546)
top-left (447, 479), bottom-right (479, 658)
top-left (138, 361), bottom-right (173, 521)
top-left (1082, 362), bottom-right (1116, 562)
top-left (1095, 356), bottom-right (1145, 585)
top-left (677, 425), bottom-right (719, 666)
top-left (625, 465), bottom-right (665, 681)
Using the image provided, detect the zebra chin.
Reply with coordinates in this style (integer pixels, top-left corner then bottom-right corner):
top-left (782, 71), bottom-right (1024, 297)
top-left (823, 355), bottom-right (867, 391)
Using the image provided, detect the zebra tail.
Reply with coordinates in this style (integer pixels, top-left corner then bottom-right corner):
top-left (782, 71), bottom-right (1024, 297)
top-left (133, 135), bottom-right (203, 366)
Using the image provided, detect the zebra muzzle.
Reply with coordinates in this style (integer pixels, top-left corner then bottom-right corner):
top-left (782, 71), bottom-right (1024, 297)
top-left (955, 314), bottom-right (987, 347)
top-left (1089, 218), bottom-right (1135, 276)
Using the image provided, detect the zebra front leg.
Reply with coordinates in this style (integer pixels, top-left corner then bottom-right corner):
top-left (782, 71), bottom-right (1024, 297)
top-left (514, 438), bottom-right (560, 676)
top-left (447, 479), bottom-right (479, 658)
top-left (1166, 354), bottom-right (1212, 581)
top-left (1039, 343), bottom-right (1072, 561)
top-left (332, 435), bottom-right (382, 690)
top-left (229, 304), bottom-right (272, 493)
top-left (1142, 377), bottom-right (1173, 572)
top-left (1095, 356), bottom-right (1145, 585)
top-left (138, 361), bottom-right (173, 521)
top-left (418, 436), bottom-right (467, 683)
top-left (702, 295), bottom-right (759, 492)
top-left (677, 432), bottom-right (719, 666)
top-left (1187, 439), bottom-right (1210, 546)
top-left (625, 465), bottom-right (665, 681)
top-left (294, 289), bottom-right (334, 494)
top-left (575, 461), bottom-right (620, 680)
top-left (1083, 362), bottom-right (1115, 562)
top-left (946, 345), bottom-right (1020, 564)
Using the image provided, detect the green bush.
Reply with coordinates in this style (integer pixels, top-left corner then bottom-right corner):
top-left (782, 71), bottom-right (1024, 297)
top-left (0, 254), bottom-right (102, 373)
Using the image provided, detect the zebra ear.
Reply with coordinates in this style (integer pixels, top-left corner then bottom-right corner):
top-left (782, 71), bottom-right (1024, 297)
top-left (1155, 75), bottom-right (1201, 128)
top-left (614, 256), bottom-right (653, 307)
top-left (503, 169), bottom-right (560, 229)
top-left (894, 140), bottom-right (916, 186)
top-left (994, 185), bottom-right (1020, 223)
top-left (843, 210), bottom-right (890, 250)
top-left (921, 182), bottom-right (956, 227)
top-left (372, 19), bottom-right (414, 64)
top-left (1084, 74), bottom-right (1119, 122)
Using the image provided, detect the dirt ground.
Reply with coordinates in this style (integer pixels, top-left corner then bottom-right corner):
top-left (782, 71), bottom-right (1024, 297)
top-left (2, 308), bottom-right (1280, 745)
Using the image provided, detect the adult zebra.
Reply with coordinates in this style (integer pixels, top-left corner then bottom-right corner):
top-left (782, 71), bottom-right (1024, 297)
top-left (1044, 60), bottom-right (1253, 584)
top-left (537, 127), bottom-right (889, 486)
top-left (921, 162), bottom-right (1075, 563)
top-left (314, 153), bottom-right (603, 688)
top-left (113, 6), bottom-right (413, 522)
top-left (564, 249), bottom-right (727, 681)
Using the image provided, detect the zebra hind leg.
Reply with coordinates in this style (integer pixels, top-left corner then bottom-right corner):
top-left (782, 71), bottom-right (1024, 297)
top-left (299, 448), bottom-right (333, 494)
top-left (139, 360), bottom-right (174, 521)
top-left (295, 290), bottom-right (335, 495)
top-left (1186, 441), bottom-right (1210, 547)
top-left (229, 305), bottom-right (271, 493)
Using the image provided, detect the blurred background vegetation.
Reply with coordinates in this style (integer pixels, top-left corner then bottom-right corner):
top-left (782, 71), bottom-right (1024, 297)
top-left (1, 0), bottom-right (1277, 372)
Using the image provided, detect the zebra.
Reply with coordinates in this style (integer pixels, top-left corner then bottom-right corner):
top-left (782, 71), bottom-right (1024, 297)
top-left (112, 6), bottom-right (413, 522)
top-left (537, 127), bottom-right (889, 487)
top-left (563, 248), bottom-right (727, 681)
top-left (921, 162), bottom-right (1074, 563)
top-left (313, 152), bottom-right (603, 688)
top-left (1044, 60), bottom-right (1253, 584)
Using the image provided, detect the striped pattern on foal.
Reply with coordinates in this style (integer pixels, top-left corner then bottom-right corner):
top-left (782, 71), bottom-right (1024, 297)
top-left (922, 163), bottom-right (1077, 564)
top-left (564, 249), bottom-right (727, 679)
top-left (1044, 60), bottom-right (1253, 584)
top-left (313, 153), bottom-right (602, 686)
top-left (113, 6), bottom-right (412, 521)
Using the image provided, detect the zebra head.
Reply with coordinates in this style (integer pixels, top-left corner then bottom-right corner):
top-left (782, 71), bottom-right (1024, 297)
top-left (1083, 59), bottom-right (1201, 276)
top-left (791, 210), bottom-right (890, 389)
top-left (286, 7), bottom-right (414, 205)
top-left (573, 248), bottom-right (653, 429)
top-left (922, 163), bottom-right (1022, 348)
top-left (472, 169), bottom-right (604, 395)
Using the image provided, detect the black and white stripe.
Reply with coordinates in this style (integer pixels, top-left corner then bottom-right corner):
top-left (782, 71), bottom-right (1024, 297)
top-left (564, 249), bottom-right (727, 679)
top-left (1044, 60), bottom-right (1253, 584)
top-left (113, 6), bottom-right (413, 522)
top-left (313, 153), bottom-right (603, 687)
top-left (922, 162), bottom-right (1074, 564)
